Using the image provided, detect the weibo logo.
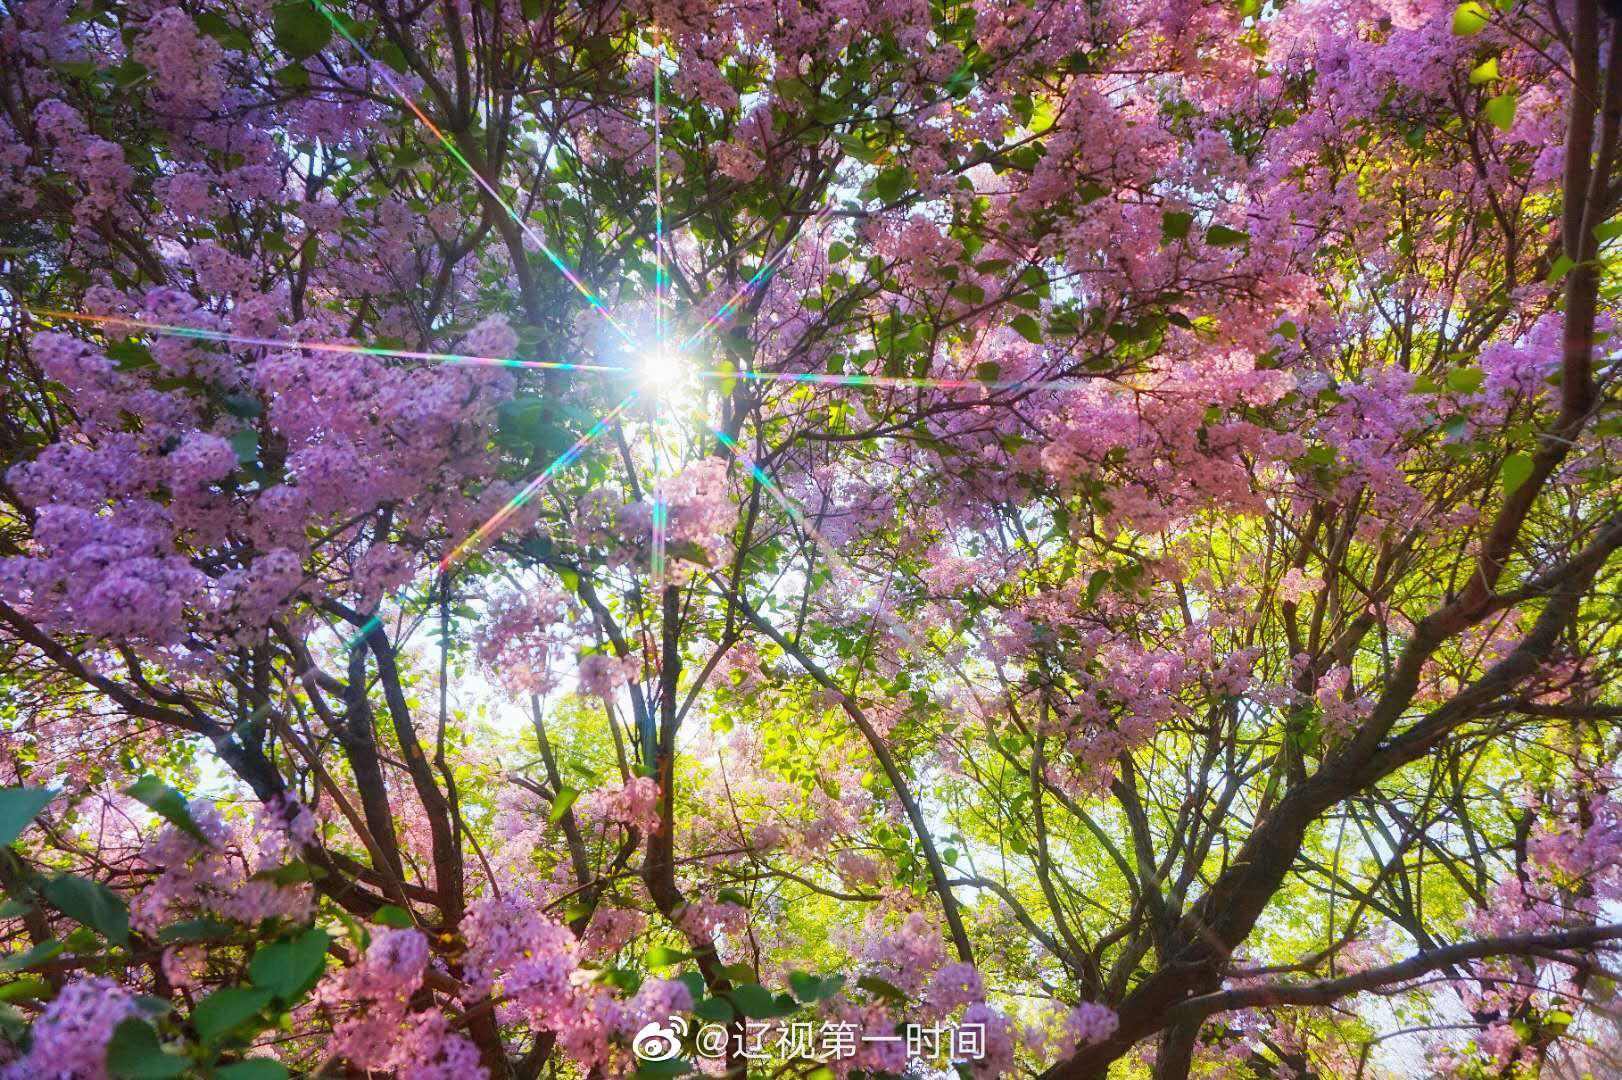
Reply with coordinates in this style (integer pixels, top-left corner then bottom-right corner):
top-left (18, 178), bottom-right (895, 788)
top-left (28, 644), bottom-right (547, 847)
top-left (631, 1016), bottom-right (689, 1061)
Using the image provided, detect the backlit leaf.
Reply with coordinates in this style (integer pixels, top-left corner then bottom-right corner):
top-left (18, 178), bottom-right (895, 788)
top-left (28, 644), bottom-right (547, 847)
top-left (0, 787), bottom-right (56, 847)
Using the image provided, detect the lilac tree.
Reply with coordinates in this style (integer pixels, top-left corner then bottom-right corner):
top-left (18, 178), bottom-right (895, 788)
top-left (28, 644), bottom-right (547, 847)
top-left (2, 0), bottom-right (1622, 1078)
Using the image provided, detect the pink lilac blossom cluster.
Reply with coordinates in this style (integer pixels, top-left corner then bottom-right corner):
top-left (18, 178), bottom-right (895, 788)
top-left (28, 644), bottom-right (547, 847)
top-left (1419, 783), bottom-right (1622, 1071)
top-left (454, 896), bottom-right (694, 1073)
top-left (0, 977), bottom-right (137, 1080)
top-left (474, 588), bottom-right (578, 697)
top-left (579, 776), bottom-right (663, 836)
top-left (131, 798), bottom-right (315, 935)
top-left (1471, 783), bottom-right (1622, 942)
top-left (843, 915), bottom-right (1115, 1075)
top-left (316, 926), bottom-right (487, 1080)
top-left (2, 278), bottom-right (518, 652)
top-left (571, 459), bottom-right (739, 578)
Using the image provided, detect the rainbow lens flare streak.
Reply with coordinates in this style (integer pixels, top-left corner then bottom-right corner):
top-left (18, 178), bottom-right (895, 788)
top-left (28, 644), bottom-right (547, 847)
top-left (29, 308), bottom-right (1101, 400)
top-left (346, 391), bottom-right (639, 651)
top-left (650, 28), bottom-right (668, 588)
top-left (676, 203), bottom-right (837, 354)
top-left (24, 308), bottom-right (630, 376)
top-left (708, 426), bottom-right (934, 661)
top-left (310, 0), bottom-right (634, 348)
top-left (436, 390), bottom-right (641, 577)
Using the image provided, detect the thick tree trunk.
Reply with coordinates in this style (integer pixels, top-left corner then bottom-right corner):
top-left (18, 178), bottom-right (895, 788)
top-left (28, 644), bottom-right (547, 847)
top-left (1152, 1020), bottom-right (1201, 1080)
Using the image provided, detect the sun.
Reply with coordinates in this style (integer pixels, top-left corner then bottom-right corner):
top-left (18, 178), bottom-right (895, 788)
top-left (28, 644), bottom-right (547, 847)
top-left (634, 343), bottom-right (702, 411)
top-left (638, 345), bottom-right (681, 391)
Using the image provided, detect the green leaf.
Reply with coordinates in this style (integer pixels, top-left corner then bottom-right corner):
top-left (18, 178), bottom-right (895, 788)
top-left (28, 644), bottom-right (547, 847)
top-left (65, 926), bottom-right (101, 952)
top-left (273, 63), bottom-right (311, 89)
top-left (776, 76), bottom-right (813, 105)
top-left (827, 241), bottom-right (849, 263)
top-left (105, 1018), bottom-right (187, 1079)
top-left (0, 787), bottom-right (56, 846)
top-left (1545, 254), bottom-right (1576, 286)
top-left (110, 60), bottom-right (149, 89)
top-left (645, 945), bottom-right (692, 968)
top-left (728, 983), bottom-right (794, 1019)
top-left (1500, 452), bottom-right (1535, 494)
top-left (158, 918), bottom-right (233, 944)
top-left (248, 928), bottom-right (330, 1001)
top-left (1484, 91), bottom-right (1517, 132)
top-left (788, 970), bottom-right (820, 1001)
top-left (1160, 211), bottom-right (1193, 243)
top-left (1086, 568), bottom-right (1111, 605)
top-left (1446, 367), bottom-right (1485, 394)
top-left (788, 971), bottom-right (844, 1003)
top-left (374, 39), bottom-right (408, 73)
top-left (634, 1057), bottom-right (692, 1080)
top-left (105, 340), bottom-right (155, 372)
top-left (42, 874), bottom-right (129, 945)
top-left (229, 429), bottom-right (259, 465)
top-left (133, 996), bottom-right (172, 1018)
top-left (272, 1), bottom-right (333, 61)
top-left (665, 540), bottom-right (714, 567)
top-left (1009, 314), bottom-right (1042, 345)
top-left (193, 986), bottom-right (275, 1044)
top-left (856, 975), bottom-right (907, 1003)
top-left (124, 777), bottom-right (208, 844)
top-left (0, 940), bottom-right (64, 973)
top-left (195, 11), bottom-right (253, 51)
top-left (222, 393), bottom-right (263, 420)
top-left (250, 860), bottom-right (323, 886)
top-left (717, 961), bottom-right (756, 985)
top-left (0, 978), bottom-right (50, 1003)
top-left (218, 1062), bottom-right (289, 1080)
top-left (1469, 57), bottom-right (1500, 84)
top-left (1452, 2), bottom-right (1490, 35)
top-left (1205, 224), bottom-right (1249, 247)
top-left (872, 167), bottom-right (909, 204)
top-left (371, 905), bottom-right (413, 929)
top-left (692, 996), bottom-right (734, 1023)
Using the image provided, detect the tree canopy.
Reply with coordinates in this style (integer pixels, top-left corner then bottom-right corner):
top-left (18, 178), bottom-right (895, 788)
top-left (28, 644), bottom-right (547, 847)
top-left (2, 0), bottom-right (1622, 1077)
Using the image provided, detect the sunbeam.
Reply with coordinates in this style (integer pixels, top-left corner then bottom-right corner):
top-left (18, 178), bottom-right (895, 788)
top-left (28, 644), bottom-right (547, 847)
top-left (436, 390), bottom-right (641, 577)
top-left (650, 26), bottom-right (668, 589)
top-left (25, 308), bottom-right (632, 376)
top-left (708, 426), bottom-right (936, 664)
top-left (344, 390), bottom-right (640, 651)
top-left (676, 202), bottom-right (838, 354)
top-left (310, 0), bottom-right (635, 348)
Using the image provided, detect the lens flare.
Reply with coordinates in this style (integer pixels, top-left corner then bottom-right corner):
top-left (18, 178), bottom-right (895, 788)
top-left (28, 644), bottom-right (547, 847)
top-left (677, 202), bottom-right (837, 354)
top-left (345, 391), bottom-right (639, 652)
top-left (638, 347), bottom-right (686, 393)
top-left (310, 0), bottom-right (633, 348)
top-left (708, 427), bottom-right (935, 664)
top-left (24, 308), bottom-right (629, 375)
top-left (437, 391), bottom-right (641, 576)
